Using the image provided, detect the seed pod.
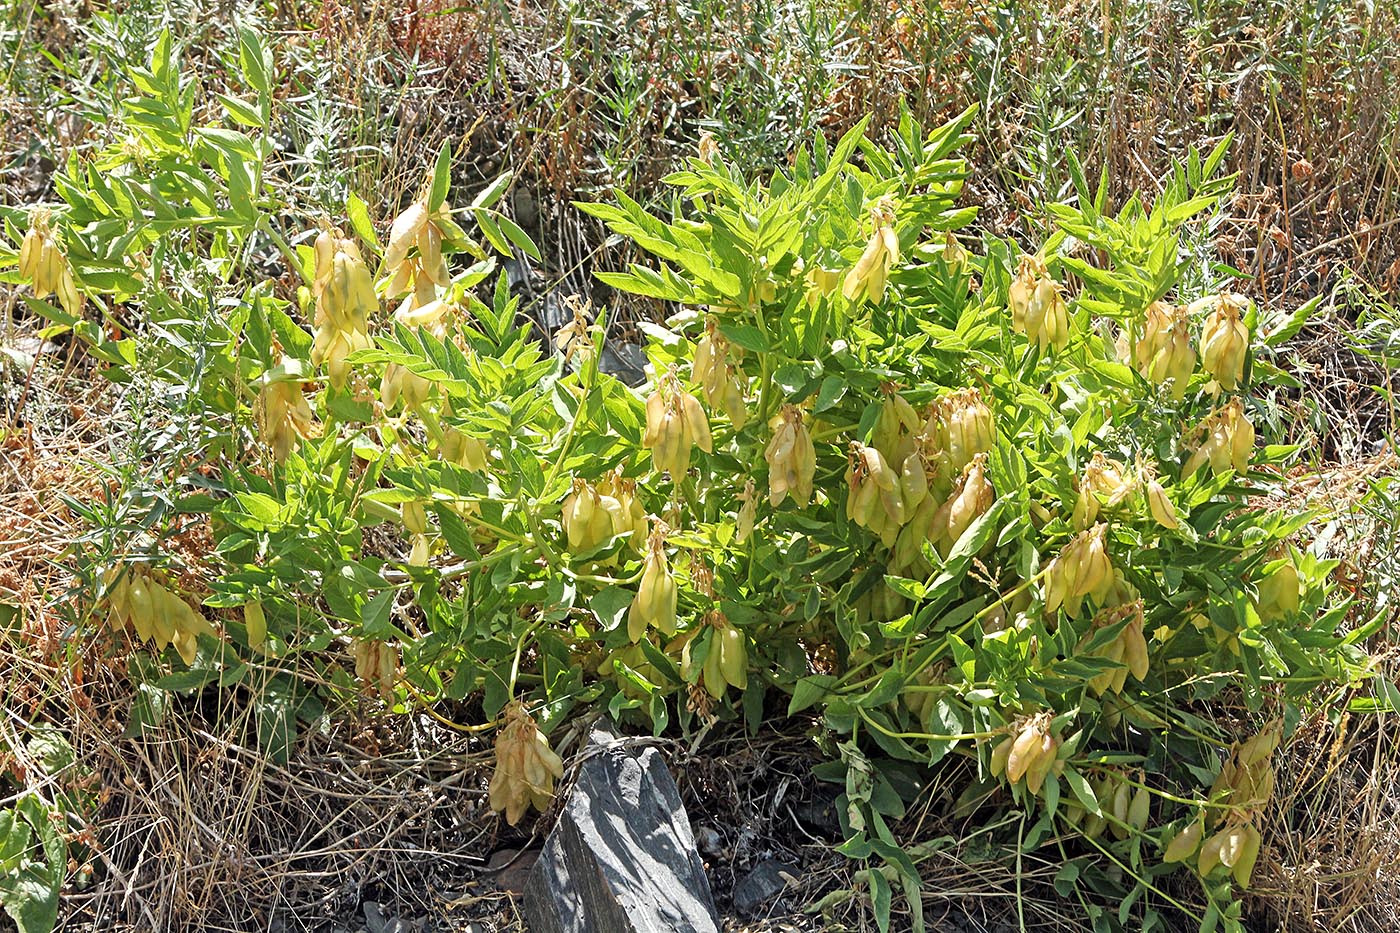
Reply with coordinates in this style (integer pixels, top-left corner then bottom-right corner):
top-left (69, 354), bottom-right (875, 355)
top-left (898, 454), bottom-right (928, 511)
top-left (489, 701), bottom-right (564, 825)
top-left (439, 428), bottom-right (488, 471)
top-left (244, 601), bottom-right (267, 647)
top-left (718, 621), bottom-right (747, 692)
top-left (1198, 294), bottom-right (1250, 390)
top-left (872, 392), bottom-right (920, 463)
top-left (805, 265), bottom-right (843, 307)
top-left (1024, 731), bottom-right (1058, 795)
top-left (1071, 477), bottom-right (1099, 530)
top-left (1109, 779), bottom-right (1133, 839)
top-left (382, 364), bottom-right (431, 410)
top-left (1127, 785), bottom-right (1150, 830)
top-left (1122, 615), bottom-right (1150, 681)
top-left (1006, 718), bottom-right (1046, 784)
top-left (254, 362), bottom-right (315, 461)
top-left (1010, 256), bottom-right (1069, 351)
top-left (384, 203), bottom-right (429, 273)
top-left (765, 405), bottom-right (815, 508)
top-left (1164, 816), bottom-right (1204, 864)
top-left (1233, 823), bottom-right (1262, 888)
top-left (147, 585), bottom-right (178, 648)
top-left (18, 226), bottom-right (40, 282)
top-left (628, 531), bottom-right (677, 641)
top-left (311, 230), bottom-right (375, 389)
top-left (842, 199), bottom-right (899, 305)
top-left (1146, 480), bottom-right (1180, 529)
top-left (402, 500), bottom-right (429, 536)
top-left (127, 575), bottom-right (155, 642)
top-left (408, 534), bottom-right (431, 566)
top-left (933, 453), bottom-right (994, 556)
top-left (989, 735), bottom-right (1014, 778)
top-left (735, 479), bottom-right (757, 543)
top-left (645, 370), bottom-right (711, 479)
top-left (1136, 302), bottom-right (1196, 399)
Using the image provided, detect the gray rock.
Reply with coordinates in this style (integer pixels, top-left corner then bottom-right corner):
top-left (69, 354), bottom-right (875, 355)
top-left (732, 859), bottom-right (800, 913)
top-left (521, 727), bottom-right (720, 933)
top-left (599, 340), bottom-right (647, 386)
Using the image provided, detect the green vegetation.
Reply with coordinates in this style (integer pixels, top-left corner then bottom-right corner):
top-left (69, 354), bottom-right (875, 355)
top-left (2, 2), bottom-right (1399, 931)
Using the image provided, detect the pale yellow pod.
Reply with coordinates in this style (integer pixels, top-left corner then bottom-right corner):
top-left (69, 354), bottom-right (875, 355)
top-left (899, 454), bottom-right (927, 510)
top-left (244, 601), bottom-right (267, 646)
top-left (18, 229), bottom-right (39, 280)
top-left (1006, 724), bottom-right (1043, 784)
top-left (989, 735), bottom-right (1014, 778)
top-left (1146, 481), bottom-right (1179, 530)
top-left (384, 202), bottom-right (429, 272)
top-left (378, 642), bottom-right (397, 696)
top-left (719, 624), bottom-right (747, 690)
top-left (702, 633), bottom-right (725, 699)
top-left (1233, 824), bottom-right (1262, 888)
top-left (1128, 785), bottom-right (1150, 829)
top-left (1024, 733), bottom-right (1057, 794)
top-left (408, 534), bottom-right (431, 566)
top-left (681, 392), bottom-right (713, 453)
top-left (1163, 817), bottom-right (1204, 863)
top-left (402, 500), bottom-right (429, 535)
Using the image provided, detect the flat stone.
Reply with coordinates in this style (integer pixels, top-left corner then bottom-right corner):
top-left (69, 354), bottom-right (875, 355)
top-left (732, 859), bottom-right (800, 913)
top-left (521, 727), bottom-right (720, 933)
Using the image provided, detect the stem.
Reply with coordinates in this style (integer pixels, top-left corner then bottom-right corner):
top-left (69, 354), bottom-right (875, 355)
top-left (544, 350), bottom-right (602, 492)
top-left (403, 680), bottom-right (498, 733)
top-left (260, 217), bottom-right (311, 288)
top-left (858, 707), bottom-right (999, 743)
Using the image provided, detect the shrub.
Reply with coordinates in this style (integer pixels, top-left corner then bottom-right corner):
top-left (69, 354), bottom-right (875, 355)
top-left (1, 30), bottom-right (1362, 933)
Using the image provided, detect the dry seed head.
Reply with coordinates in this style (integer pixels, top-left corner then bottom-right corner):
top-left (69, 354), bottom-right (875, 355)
top-left (554, 297), bottom-right (597, 367)
top-left (255, 368), bottom-right (315, 462)
top-left (735, 478), bottom-right (758, 543)
top-left (488, 701), bottom-right (564, 825)
top-left (697, 131), bottom-right (720, 165)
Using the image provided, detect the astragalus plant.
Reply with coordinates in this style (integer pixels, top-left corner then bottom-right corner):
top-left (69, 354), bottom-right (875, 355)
top-left (2, 31), bottom-right (1361, 932)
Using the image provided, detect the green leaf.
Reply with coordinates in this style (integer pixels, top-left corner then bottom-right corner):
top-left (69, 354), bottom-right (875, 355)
top-left (869, 868), bottom-right (893, 933)
top-left (470, 172), bottom-right (514, 211)
top-left (429, 140), bottom-right (453, 211)
top-left (347, 191), bottom-right (380, 252)
top-left (1264, 294), bottom-right (1322, 347)
top-left (217, 92), bottom-right (264, 128)
top-left (361, 590), bottom-right (395, 637)
top-left (237, 25), bottom-right (271, 95)
top-left (1063, 766), bottom-right (1101, 815)
top-left (494, 212), bottom-right (542, 261)
top-left (789, 675), bottom-right (838, 714)
top-left (590, 587), bottom-right (634, 633)
top-left (473, 208), bottom-right (512, 257)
